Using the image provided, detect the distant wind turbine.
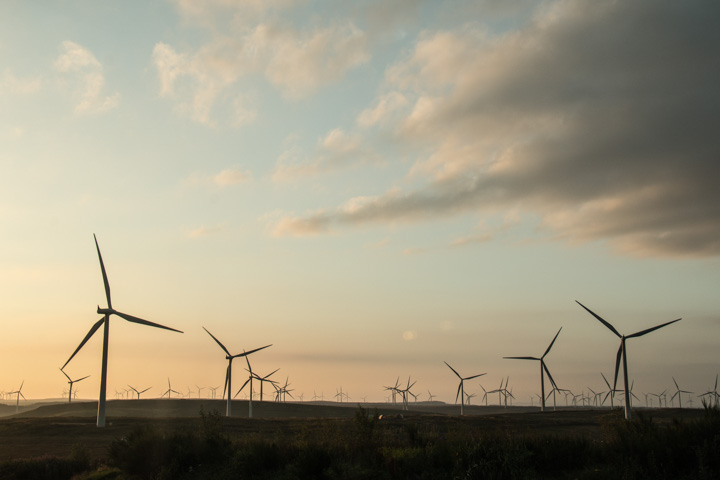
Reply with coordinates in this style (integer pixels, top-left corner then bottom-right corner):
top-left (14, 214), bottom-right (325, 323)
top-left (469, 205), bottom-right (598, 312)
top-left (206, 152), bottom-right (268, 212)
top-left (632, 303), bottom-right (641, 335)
top-left (203, 326), bottom-right (271, 418)
top-left (59, 369), bottom-right (89, 404)
top-left (504, 327), bottom-right (562, 412)
top-left (62, 235), bottom-right (183, 427)
top-left (444, 361), bottom-right (485, 416)
top-left (161, 378), bottom-right (180, 399)
top-left (576, 300), bottom-right (681, 420)
top-left (671, 377), bottom-right (693, 409)
top-left (10, 381), bottom-right (25, 413)
top-left (128, 385), bottom-right (151, 399)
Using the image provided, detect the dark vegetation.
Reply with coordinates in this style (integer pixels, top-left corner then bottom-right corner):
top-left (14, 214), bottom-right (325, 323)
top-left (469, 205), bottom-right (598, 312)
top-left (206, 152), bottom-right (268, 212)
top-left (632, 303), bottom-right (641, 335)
top-left (0, 404), bottom-right (718, 479)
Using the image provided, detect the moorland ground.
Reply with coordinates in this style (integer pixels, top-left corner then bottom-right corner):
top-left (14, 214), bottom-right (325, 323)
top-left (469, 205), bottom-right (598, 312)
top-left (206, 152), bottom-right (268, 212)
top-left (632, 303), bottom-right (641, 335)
top-left (0, 400), bottom-right (716, 479)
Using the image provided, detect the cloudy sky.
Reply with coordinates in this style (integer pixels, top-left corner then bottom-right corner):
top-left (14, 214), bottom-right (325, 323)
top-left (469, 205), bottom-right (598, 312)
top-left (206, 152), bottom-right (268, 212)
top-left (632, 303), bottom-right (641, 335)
top-left (1, 0), bottom-right (719, 405)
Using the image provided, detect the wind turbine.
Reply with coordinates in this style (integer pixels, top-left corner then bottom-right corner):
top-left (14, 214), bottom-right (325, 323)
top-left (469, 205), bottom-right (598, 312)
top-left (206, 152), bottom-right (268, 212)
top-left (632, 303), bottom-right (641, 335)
top-left (59, 369), bottom-right (89, 404)
top-left (128, 385), bottom-right (151, 399)
top-left (698, 374), bottom-right (719, 408)
top-left (428, 390), bottom-right (436, 402)
top-left (671, 377), bottom-right (693, 409)
top-left (161, 378), bottom-right (180, 398)
top-left (203, 327), bottom-right (271, 417)
top-left (10, 381), bottom-right (25, 413)
top-left (503, 327), bottom-right (562, 412)
top-left (576, 300), bottom-right (681, 420)
top-left (62, 234), bottom-right (183, 427)
top-left (444, 362), bottom-right (485, 416)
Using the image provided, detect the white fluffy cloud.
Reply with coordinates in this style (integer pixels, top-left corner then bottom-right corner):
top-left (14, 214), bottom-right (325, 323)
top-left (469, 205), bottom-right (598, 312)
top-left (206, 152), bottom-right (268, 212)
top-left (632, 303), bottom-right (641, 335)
top-left (54, 41), bottom-right (119, 114)
top-left (270, 0), bottom-right (720, 258)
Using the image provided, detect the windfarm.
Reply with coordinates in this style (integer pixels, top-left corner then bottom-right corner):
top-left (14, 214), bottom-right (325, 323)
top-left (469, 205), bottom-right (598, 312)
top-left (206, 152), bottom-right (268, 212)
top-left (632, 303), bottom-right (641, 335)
top-left (2, 0), bottom-right (720, 477)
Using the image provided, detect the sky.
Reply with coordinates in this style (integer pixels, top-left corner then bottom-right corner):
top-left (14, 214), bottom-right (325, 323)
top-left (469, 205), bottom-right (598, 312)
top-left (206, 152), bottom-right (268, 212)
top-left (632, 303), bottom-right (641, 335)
top-left (1, 0), bottom-right (719, 407)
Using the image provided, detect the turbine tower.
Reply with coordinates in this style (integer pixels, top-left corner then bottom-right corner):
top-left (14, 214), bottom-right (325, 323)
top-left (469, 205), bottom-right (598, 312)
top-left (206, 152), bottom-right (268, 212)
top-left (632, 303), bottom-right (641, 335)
top-left (59, 368), bottom-right (89, 404)
top-left (62, 235), bottom-right (183, 427)
top-left (576, 300), bottom-right (681, 420)
top-left (203, 327), bottom-right (271, 418)
top-left (10, 381), bottom-right (25, 413)
top-left (444, 361), bottom-right (485, 416)
top-left (503, 327), bottom-right (562, 412)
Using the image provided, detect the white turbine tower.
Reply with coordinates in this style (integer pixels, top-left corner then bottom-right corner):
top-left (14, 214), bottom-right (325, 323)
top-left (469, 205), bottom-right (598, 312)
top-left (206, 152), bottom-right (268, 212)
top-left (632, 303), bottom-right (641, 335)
top-left (576, 300), bottom-right (681, 420)
top-left (59, 369), bottom-right (89, 404)
top-left (203, 326), bottom-right (271, 418)
top-left (444, 362), bottom-right (485, 416)
top-left (62, 235), bottom-right (183, 427)
top-left (503, 327), bottom-right (562, 412)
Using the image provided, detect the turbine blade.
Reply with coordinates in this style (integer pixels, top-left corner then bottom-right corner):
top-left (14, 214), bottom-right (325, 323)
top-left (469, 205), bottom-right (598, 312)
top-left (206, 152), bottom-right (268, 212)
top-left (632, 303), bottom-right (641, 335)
top-left (601, 372), bottom-right (612, 390)
top-left (503, 356), bottom-right (540, 360)
top-left (463, 373), bottom-right (486, 381)
top-left (673, 377), bottom-right (680, 390)
top-left (542, 327), bottom-right (562, 358)
top-left (233, 344), bottom-right (272, 358)
top-left (114, 311), bottom-right (183, 333)
top-left (62, 317), bottom-right (105, 369)
top-left (626, 318), bottom-right (681, 339)
top-left (264, 368), bottom-right (280, 379)
top-left (203, 327), bottom-right (231, 356)
top-left (140, 388), bottom-right (151, 394)
top-left (223, 364), bottom-right (229, 400)
top-left (444, 361), bottom-right (462, 379)
top-left (543, 362), bottom-right (558, 390)
top-left (455, 383), bottom-right (462, 404)
top-left (576, 300), bottom-right (622, 338)
top-left (94, 234), bottom-right (112, 309)
top-left (613, 344), bottom-right (623, 391)
top-left (76, 375), bottom-right (90, 383)
top-left (59, 368), bottom-right (71, 382)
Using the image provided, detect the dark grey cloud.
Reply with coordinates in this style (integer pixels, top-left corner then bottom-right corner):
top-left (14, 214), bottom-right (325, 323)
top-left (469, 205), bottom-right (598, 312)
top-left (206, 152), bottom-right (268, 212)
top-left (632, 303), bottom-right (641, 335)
top-left (273, 0), bottom-right (720, 257)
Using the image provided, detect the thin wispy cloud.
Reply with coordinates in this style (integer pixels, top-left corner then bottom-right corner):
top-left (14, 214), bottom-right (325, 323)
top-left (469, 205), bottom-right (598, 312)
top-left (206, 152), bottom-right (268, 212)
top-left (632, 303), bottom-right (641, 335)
top-left (54, 41), bottom-right (119, 114)
top-left (0, 69), bottom-right (42, 95)
top-left (186, 225), bottom-right (224, 238)
top-left (153, 3), bottom-right (369, 125)
top-left (269, 0), bottom-right (720, 258)
top-left (273, 128), bottom-right (378, 180)
top-left (183, 167), bottom-right (252, 189)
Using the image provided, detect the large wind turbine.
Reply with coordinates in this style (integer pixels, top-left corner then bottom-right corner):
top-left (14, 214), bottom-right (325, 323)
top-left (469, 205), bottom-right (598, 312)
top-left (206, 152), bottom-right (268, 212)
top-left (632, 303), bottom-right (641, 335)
top-left (503, 327), bottom-right (562, 412)
top-left (444, 362), bottom-right (485, 416)
top-left (576, 300), bottom-right (681, 420)
top-left (62, 235), bottom-right (184, 427)
top-left (59, 368), bottom-right (89, 404)
top-left (203, 327), bottom-right (271, 418)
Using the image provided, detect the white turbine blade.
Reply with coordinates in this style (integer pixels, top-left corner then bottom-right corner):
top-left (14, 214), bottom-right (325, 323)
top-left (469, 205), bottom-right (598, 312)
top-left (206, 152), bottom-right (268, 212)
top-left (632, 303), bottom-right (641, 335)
top-left (114, 311), bottom-right (183, 333)
top-left (626, 318), bottom-right (681, 339)
top-left (93, 234), bottom-right (112, 309)
top-left (444, 361), bottom-right (462, 379)
top-left (62, 317), bottom-right (105, 369)
top-left (576, 300), bottom-right (622, 338)
top-left (613, 343), bottom-right (623, 391)
top-left (543, 362), bottom-right (559, 390)
top-left (222, 364), bottom-right (230, 399)
top-left (203, 327), bottom-right (231, 356)
top-left (233, 344), bottom-right (272, 358)
top-left (542, 327), bottom-right (562, 358)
